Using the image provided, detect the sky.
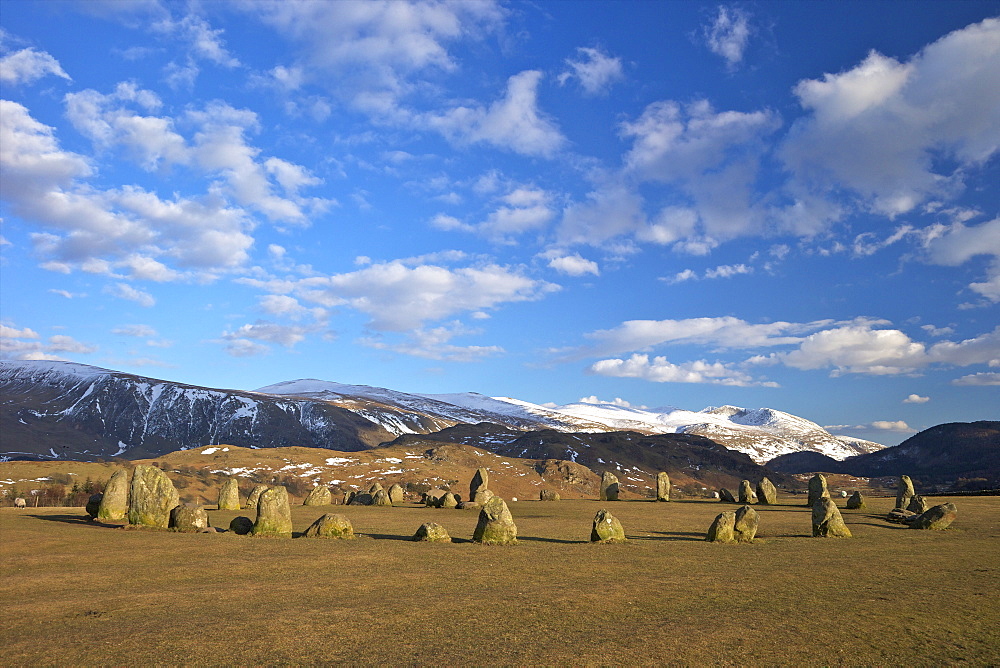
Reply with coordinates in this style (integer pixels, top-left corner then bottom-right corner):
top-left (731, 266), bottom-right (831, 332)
top-left (1, 1), bottom-right (998, 446)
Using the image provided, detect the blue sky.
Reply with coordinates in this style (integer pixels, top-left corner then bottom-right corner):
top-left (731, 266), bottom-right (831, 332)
top-left (1, 1), bottom-right (997, 446)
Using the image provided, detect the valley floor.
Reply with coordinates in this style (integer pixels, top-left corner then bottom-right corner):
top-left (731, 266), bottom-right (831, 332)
top-left (1, 496), bottom-right (998, 665)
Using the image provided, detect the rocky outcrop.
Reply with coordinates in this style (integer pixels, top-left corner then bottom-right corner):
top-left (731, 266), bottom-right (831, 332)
top-left (127, 465), bottom-right (179, 528)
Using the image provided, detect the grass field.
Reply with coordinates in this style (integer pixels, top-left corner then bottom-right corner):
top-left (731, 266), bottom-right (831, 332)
top-left (2, 495), bottom-right (998, 665)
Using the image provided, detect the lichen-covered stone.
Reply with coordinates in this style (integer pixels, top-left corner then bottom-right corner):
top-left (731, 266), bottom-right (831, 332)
top-left (886, 508), bottom-right (916, 523)
top-left (895, 475), bottom-right (915, 510)
top-left (907, 494), bottom-right (929, 514)
top-left (590, 508), bottom-right (626, 543)
top-left (217, 477), bottom-right (241, 510)
top-left (473, 496), bottom-right (517, 545)
top-left (706, 511), bottom-right (736, 543)
top-left (656, 472), bottom-right (670, 502)
top-left (127, 465), bottom-right (180, 528)
top-left (473, 489), bottom-right (495, 506)
top-left (756, 477), bottom-right (777, 505)
top-left (718, 488), bottom-right (736, 503)
top-left (86, 493), bottom-right (103, 518)
top-left (229, 516), bottom-right (253, 535)
top-left (812, 497), bottom-right (852, 538)
top-left (440, 492), bottom-right (458, 508)
top-left (738, 480), bottom-right (757, 504)
top-left (367, 482), bottom-right (384, 496)
top-left (303, 513), bottom-right (354, 538)
top-left (388, 483), bottom-right (405, 505)
top-left (807, 473), bottom-right (830, 508)
top-left (252, 486), bottom-right (293, 537)
top-left (371, 489), bottom-right (392, 506)
top-left (98, 469), bottom-right (128, 520)
top-left (245, 485), bottom-right (268, 511)
top-left (908, 502), bottom-right (958, 530)
top-left (539, 489), bottom-right (560, 501)
top-left (733, 505), bottom-right (759, 543)
top-left (169, 503), bottom-right (210, 532)
top-left (413, 522), bottom-right (451, 542)
top-left (303, 485), bottom-right (332, 506)
top-left (470, 467), bottom-right (489, 500)
top-left (599, 472), bottom-right (620, 501)
top-left (846, 491), bottom-right (866, 509)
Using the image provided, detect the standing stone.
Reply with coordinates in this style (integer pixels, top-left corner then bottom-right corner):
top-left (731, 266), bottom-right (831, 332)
top-left (600, 472), bottom-right (620, 501)
top-left (907, 494), bottom-right (929, 514)
top-left (303, 485), bottom-right (332, 506)
top-left (229, 516), bottom-right (253, 535)
top-left (718, 488), bottom-right (737, 503)
top-left (846, 491), bottom-right (866, 509)
top-left (424, 488), bottom-right (446, 507)
top-left (470, 467), bottom-right (489, 501)
top-left (440, 492), bottom-right (459, 508)
top-left (349, 492), bottom-right (373, 506)
top-left (908, 502), bottom-right (958, 530)
top-left (807, 474), bottom-right (831, 508)
top-left (252, 486), bottom-right (293, 537)
top-left (303, 513), bottom-right (354, 538)
top-left (756, 477), bottom-right (777, 505)
top-left (539, 489), bottom-right (560, 501)
top-left (472, 489), bottom-right (495, 506)
top-left (656, 472), bottom-right (670, 502)
top-left (388, 483), bottom-right (405, 505)
top-left (218, 477), bottom-right (241, 510)
top-left (371, 489), bottom-right (392, 506)
top-left (367, 482), bottom-right (384, 496)
top-left (127, 465), bottom-right (180, 528)
top-left (733, 505), bottom-right (759, 543)
top-left (98, 469), bottom-right (129, 520)
top-left (706, 511), bottom-right (737, 543)
top-left (472, 496), bottom-right (517, 545)
top-left (413, 522), bottom-right (451, 542)
top-left (812, 497), bottom-right (852, 538)
top-left (169, 503), bottom-right (209, 532)
top-left (590, 508), bottom-right (626, 543)
top-left (245, 485), bottom-right (268, 511)
top-left (738, 480), bottom-right (757, 504)
top-left (86, 493), bottom-right (103, 518)
top-left (895, 475), bottom-right (915, 510)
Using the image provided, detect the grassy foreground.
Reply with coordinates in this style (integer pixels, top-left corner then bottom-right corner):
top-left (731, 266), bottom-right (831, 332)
top-left (2, 495), bottom-right (998, 666)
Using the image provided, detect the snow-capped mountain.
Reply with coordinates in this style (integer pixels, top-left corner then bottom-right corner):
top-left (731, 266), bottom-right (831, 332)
top-left (0, 360), bottom-right (884, 463)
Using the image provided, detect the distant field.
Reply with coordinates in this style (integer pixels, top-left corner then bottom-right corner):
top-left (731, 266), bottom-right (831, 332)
top-left (2, 496), bottom-right (998, 665)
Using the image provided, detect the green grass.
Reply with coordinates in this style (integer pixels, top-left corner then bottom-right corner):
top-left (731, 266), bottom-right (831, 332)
top-left (2, 496), bottom-right (998, 665)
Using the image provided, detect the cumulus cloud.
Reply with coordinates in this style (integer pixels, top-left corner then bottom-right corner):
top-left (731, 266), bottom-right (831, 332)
top-left (0, 322), bottom-right (97, 360)
top-left (223, 321), bottom-right (310, 347)
top-left (557, 182), bottom-right (647, 246)
top-left (952, 372), bottom-right (1000, 386)
top-left (112, 324), bottom-right (158, 338)
top-left (558, 46), bottom-right (624, 96)
top-left (104, 282), bottom-right (155, 307)
top-left (922, 217), bottom-right (1000, 302)
top-left (871, 420), bottom-right (915, 432)
top-left (589, 353), bottom-right (776, 387)
top-left (545, 252), bottom-right (600, 277)
top-left (903, 393), bottom-right (930, 404)
top-left (703, 5), bottom-right (752, 69)
top-left (0, 47), bottom-right (72, 85)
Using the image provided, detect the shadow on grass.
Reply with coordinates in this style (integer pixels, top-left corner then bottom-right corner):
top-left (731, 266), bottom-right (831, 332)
top-left (27, 513), bottom-right (112, 528)
top-left (516, 535), bottom-right (587, 545)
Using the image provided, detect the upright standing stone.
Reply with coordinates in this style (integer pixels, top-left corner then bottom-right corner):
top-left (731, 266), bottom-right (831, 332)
top-left (756, 477), bottom-right (777, 505)
top-left (303, 513), bottom-right (354, 538)
top-left (371, 489), bottom-right (392, 506)
top-left (733, 505), bottom-right (759, 543)
top-left (245, 485), bottom-right (268, 511)
top-left (600, 472), bottom-right (620, 501)
top-left (738, 480), bottom-right (757, 504)
top-left (127, 465), bottom-right (180, 528)
top-left (440, 492), bottom-right (459, 508)
top-left (367, 482), bottom-right (384, 496)
top-left (252, 486), bottom-right (293, 537)
top-left (706, 511), bottom-right (737, 543)
top-left (656, 472), bottom-right (670, 502)
top-left (413, 522), bottom-right (451, 542)
top-left (812, 497), bottom-right (852, 538)
top-left (472, 496), bottom-right (517, 544)
top-left (895, 475), bottom-right (915, 510)
top-left (470, 468), bottom-right (489, 500)
top-left (388, 483), bottom-right (405, 505)
top-left (807, 474), bottom-right (831, 508)
top-left (472, 489), bottom-right (495, 506)
top-left (303, 485), bottom-right (332, 506)
top-left (718, 488), bottom-right (737, 503)
top-left (590, 508), bottom-right (626, 543)
top-left (907, 494), bottom-right (928, 514)
top-left (169, 503), bottom-right (210, 532)
top-left (908, 502), bottom-right (958, 530)
top-left (218, 477), bottom-right (241, 510)
top-left (98, 469), bottom-right (129, 520)
top-left (846, 491), bottom-right (866, 509)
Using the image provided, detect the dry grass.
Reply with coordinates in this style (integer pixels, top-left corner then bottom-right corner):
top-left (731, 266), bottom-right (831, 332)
top-left (2, 495), bottom-right (998, 666)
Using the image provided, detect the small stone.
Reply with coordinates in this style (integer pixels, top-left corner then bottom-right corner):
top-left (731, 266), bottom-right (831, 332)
top-left (252, 486), bottom-right (293, 537)
top-left (413, 522), bottom-right (451, 542)
top-left (733, 505), bottom-right (759, 543)
top-left (908, 502), bottom-right (957, 530)
top-left (846, 491), bottom-right (866, 509)
top-left (440, 492), bottom-right (458, 508)
top-left (706, 511), bottom-right (736, 543)
top-left (98, 469), bottom-right (129, 520)
top-left (812, 497), bottom-right (852, 538)
top-left (738, 480), bottom-right (757, 504)
top-left (302, 513), bottom-right (354, 538)
top-left (886, 508), bottom-right (917, 524)
top-left (895, 475), bottom-right (915, 510)
top-left (600, 472), bottom-right (620, 501)
top-left (718, 488), bottom-right (736, 503)
top-left (473, 496), bottom-right (517, 545)
top-left (656, 472), bottom-right (670, 502)
top-left (807, 473), bottom-right (831, 508)
top-left (127, 465), bottom-right (180, 528)
top-left (218, 477), bottom-right (241, 510)
top-left (539, 489), bottom-right (560, 501)
top-left (907, 494), bottom-right (929, 514)
top-left (229, 516), bottom-right (253, 535)
top-left (245, 485), bottom-right (269, 511)
top-left (388, 483), bottom-right (405, 505)
top-left (756, 477), bottom-right (777, 505)
top-left (590, 508), bottom-right (626, 543)
top-left (303, 485), bottom-right (332, 506)
top-left (169, 503), bottom-right (210, 532)
top-left (470, 467), bottom-right (489, 500)
top-left (86, 493), bottom-right (103, 518)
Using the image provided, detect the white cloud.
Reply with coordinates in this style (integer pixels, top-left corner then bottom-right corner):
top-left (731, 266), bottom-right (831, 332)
top-left (47, 334), bottom-right (97, 354)
top-left (589, 353), bottom-right (776, 387)
top-left (922, 217), bottom-right (1000, 302)
top-left (104, 282), bottom-right (155, 307)
top-left (703, 6), bottom-right (751, 69)
top-left (704, 263), bottom-right (753, 279)
top-left (558, 182), bottom-right (646, 246)
top-left (1, 323), bottom-right (97, 359)
top-left (546, 253), bottom-right (600, 277)
top-left (0, 47), bottom-right (72, 85)
top-left (0, 324), bottom-right (39, 339)
top-left (952, 372), bottom-right (1000, 386)
top-left (223, 321), bottom-right (309, 347)
top-left (222, 338), bottom-right (270, 358)
top-left (558, 47), bottom-right (624, 96)
top-left (903, 393), bottom-right (930, 404)
top-left (871, 420), bottom-right (915, 432)
top-left (112, 324), bottom-right (158, 338)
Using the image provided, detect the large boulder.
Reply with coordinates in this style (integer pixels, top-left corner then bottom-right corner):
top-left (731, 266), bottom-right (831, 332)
top-left (812, 497), bottom-right (852, 538)
top-left (218, 477), bottom-right (241, 510)
top-left (229, 516), bottom-right (253, 535)
top-left (371, 489), bottom-right (392, 506)
top-left (907, 494), bottom-right (929, 514)
top-left (473, 496), bottom-right (517, 545)
top-left (303, 485), bottom-right (332, 507)
top-left (470, 467), bottom-right (489, 500)
top-left (895, 475), bottom-right (915, 510)
top-left (908, 502), bottom-right (958, 530)
top-left (807, 474), bottom-right (830, 508)
top-left (706, 511), bottom-right (736, 543)
top-left (590, 508), bottom-right (626, 543)
top-left (245, 485), bottom-right (268, 511)
top-left (388, 483), bottom-right (405, 505)
top-left (539, 489), bottom-right (560, 501)
top-left (600, 472), bottom-right (620, 501)
top-left (85, 493), bottom-right (103, 518)
top-left (252, 486), bottom-right (293, 537)
top-left (440, 492), bottom-right (459, 509)
top-left (413, 522), bottom-right (451, 543)
top-left (98, 469), bottom-right (129, 520)
top-left (349, 492), bottom-right (373, 506)
top-left (846, 491), bottom-right (866, 510)
top-left (733, 505), bottom-right (759, 543)
top-left (169, 503), bottom-right (210, 532)
top-left (738, 480), bottom-right (757, 505)
top-left (718, 488), bottom-right (736, 503)
top-left (656, 472), bottom-right (670, 502)
top-left (756, 477), bottom-right (777, 505)
top-left (127, 465), bottom-right (180, 528)
top-left (303, 513), bottom-right (354, 538)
